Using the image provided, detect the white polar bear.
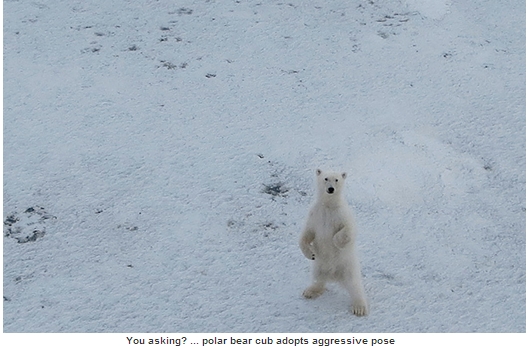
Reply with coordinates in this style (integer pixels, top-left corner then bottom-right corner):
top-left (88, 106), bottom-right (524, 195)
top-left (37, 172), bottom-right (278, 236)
top-left (299, 169), bottom-right (368, 316)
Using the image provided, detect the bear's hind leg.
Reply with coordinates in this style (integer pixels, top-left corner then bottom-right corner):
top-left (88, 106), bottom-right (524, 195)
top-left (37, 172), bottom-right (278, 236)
top-left (342, 264), bottom-right (368, 316)
top-left (303, 263), bottom-right (328, 299)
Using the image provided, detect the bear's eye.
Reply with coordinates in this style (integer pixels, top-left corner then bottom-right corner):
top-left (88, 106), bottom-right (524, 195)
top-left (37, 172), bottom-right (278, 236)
top-left (325, 178), bottom-right (328, 181)
top-left (335, 179), bottom-right (338, 182)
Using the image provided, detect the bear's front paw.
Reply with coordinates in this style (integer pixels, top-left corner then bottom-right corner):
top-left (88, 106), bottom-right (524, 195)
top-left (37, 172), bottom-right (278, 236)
top-left (300, 243), bottom-right (316, 260)
top-left (333, 232), bottom-right (350, 249)
top-left (305, 252), bottom-right (315, 260)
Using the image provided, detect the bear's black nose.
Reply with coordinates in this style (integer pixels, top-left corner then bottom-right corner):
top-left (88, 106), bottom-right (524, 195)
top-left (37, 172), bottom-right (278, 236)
top-left (327, 187), bottom-right (334, 194)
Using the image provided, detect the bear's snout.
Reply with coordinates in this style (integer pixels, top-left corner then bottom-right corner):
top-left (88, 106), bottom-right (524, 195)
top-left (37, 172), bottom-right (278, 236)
top-left (327, 187), bottom-right (334, 194)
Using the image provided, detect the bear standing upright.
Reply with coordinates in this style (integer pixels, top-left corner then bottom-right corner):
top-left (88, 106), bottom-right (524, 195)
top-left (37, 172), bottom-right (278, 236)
top-left (299, 169), bottom-right (368, 316)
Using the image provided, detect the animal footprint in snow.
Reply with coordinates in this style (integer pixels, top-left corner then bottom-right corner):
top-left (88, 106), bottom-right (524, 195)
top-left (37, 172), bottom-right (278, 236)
top-left (3, 206), bottom-right (56, 243)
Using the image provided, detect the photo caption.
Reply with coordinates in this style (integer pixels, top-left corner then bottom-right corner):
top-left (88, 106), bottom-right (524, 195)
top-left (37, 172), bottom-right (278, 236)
top-left (125, 336), bottom-right (396, 347)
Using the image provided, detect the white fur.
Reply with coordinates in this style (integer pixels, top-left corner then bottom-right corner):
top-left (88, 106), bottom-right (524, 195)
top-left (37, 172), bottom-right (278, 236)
top-left (299, 169), bottom-right (368, 316)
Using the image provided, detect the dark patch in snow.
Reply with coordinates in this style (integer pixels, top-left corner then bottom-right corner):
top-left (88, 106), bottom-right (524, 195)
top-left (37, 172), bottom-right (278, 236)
top-left (159, 60), bottom-right (178, 69)
top-left (262, 182), bottom-right (289, 197)
top-left (3, 206), bottom-right (56, 243)
top-left (281, 69), bottom-right (300, 74)
top-left (227, 219), bottom-right (238, 228)
top-left (117, 224), bottom-right (139, 232)
top-left (171, 8), bottom-right (193, 16)
top-left (377, 31), bottom-right (391, 39)
top-left (376, 13), bottom-right (413, 26)
top-left (81, 45), bottom-right (102, 53)
top-left (159, 35), bottom-right (183, 43)
top-left (262, 222), bottom-right (279, 230)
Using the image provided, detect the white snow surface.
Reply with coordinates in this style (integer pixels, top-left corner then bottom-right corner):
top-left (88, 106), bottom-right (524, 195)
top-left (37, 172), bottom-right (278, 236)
top-left (3, 0), bottom-right (525, 333)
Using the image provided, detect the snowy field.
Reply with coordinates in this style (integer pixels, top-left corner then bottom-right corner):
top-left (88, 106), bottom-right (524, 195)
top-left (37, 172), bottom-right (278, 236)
top-left (3, 0), bottom-right (525, 333)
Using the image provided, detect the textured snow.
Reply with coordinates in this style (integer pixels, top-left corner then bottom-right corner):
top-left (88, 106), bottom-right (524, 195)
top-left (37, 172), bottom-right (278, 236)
top-left (3, 0), bottom-right (525, 333)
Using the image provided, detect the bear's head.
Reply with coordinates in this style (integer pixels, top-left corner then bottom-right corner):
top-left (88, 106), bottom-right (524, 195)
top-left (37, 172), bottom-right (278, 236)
top-left (316, 169), bottom-right (347, 197)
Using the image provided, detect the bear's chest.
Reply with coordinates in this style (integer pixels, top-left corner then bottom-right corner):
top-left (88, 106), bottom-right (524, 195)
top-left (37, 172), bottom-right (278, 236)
top-left (312, 207), bottom-right (344, 236)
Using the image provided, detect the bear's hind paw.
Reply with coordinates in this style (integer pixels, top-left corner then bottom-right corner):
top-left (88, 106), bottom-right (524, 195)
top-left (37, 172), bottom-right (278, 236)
top-left (351, 302), bottom-right (368, 317)
top-left (303, 285), bottom-right (325, 299)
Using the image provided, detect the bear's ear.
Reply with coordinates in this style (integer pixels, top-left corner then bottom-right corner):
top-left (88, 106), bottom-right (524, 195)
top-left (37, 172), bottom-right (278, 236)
top-left (341, 172), bottom-right (347, 179)
top-left (316, 169), bottom-right (322, 176)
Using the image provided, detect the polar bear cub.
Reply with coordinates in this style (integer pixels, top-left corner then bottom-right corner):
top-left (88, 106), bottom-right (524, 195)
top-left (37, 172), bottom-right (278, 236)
top-left (299, 169), bottom-right (368, 316)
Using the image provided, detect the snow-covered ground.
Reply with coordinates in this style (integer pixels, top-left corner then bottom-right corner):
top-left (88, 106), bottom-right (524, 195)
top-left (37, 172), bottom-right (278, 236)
top-left (3, 0), bottom-right (525, 333)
